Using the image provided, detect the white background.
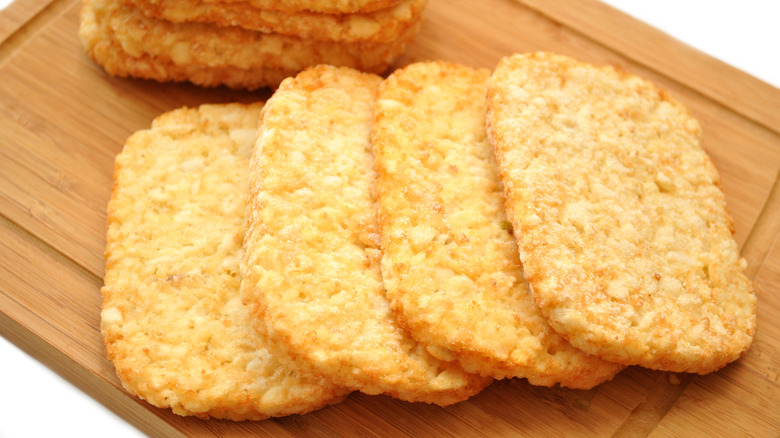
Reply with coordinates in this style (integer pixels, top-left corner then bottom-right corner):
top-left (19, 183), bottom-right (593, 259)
top-left (1, 1), bottom-right (778, 437)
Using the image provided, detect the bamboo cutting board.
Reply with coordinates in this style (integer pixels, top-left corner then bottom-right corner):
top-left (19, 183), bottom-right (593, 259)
top-left (1, 0), bottom-right (778, 436)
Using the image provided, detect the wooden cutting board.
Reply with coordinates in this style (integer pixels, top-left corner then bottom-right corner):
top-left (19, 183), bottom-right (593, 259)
top-left (1, 0), bottom-right (778, 436)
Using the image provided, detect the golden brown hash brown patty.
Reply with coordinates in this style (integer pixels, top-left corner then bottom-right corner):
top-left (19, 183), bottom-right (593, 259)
top-left (125, 0), bottom-right (426, 43)
top-left (241, 65), bottom-right (491, 405)
top-left (201, 0), bottom-right (404, 14)
top-left (486, 52), bottom-right (756, 374)
top-left (79, 17), bottom-right (295, 90)
top-left (80, 0), bottom-right (420, 89)
top-left (101, 102), bottom-right (348, 420)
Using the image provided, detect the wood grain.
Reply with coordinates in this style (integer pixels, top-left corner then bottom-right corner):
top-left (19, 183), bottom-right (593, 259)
top-left (0, 0), bottom-right (777, 436)
top-left (0, 0), bottom-right (54, 43)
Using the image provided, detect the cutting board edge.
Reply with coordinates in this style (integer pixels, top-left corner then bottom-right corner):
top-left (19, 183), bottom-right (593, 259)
top-left (0, 308), bottom-right (186, 438)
